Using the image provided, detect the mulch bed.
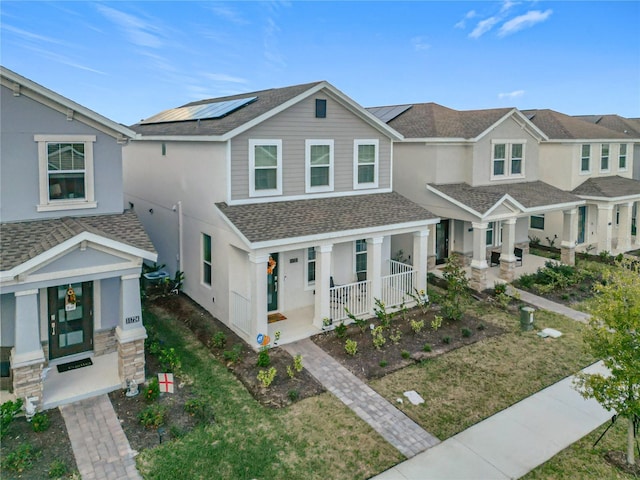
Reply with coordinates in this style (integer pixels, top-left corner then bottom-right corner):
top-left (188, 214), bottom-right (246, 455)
top-left (604, 450), bottom-right (640, 476)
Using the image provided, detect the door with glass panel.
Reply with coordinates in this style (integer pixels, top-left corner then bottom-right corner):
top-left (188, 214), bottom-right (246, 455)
top-left (577, 206), bottom-right (587, 245)
top-left (47, 282), bottom-right (93, 359)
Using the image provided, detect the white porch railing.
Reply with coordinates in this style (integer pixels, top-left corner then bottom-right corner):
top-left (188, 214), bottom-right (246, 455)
top-left (381, 260), bottom-right (416, 308)
top-left (330, 280), bottom-right (370, 323)
top-left (230, 291), bottom-right (251, 334)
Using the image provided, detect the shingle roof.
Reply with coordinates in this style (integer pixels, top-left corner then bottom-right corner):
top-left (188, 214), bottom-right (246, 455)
top-left (574, 114), bottom-right (640, 138)
top-left (0, 210), bottom-right (156, 271)
top-left (367, 103), bottom-right (513, 139)
top-left (522, 109), bottom-right (631, 140)
top-left (216, 192), bottom-right (438, 244)
top-left (130, 82), bottom-right (323, 137)
top-left (572, 175), bottom-right (640, 198)
top-left (430, 181), bottom-right (583, 216)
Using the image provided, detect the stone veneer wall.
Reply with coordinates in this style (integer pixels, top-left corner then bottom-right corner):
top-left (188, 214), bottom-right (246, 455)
top-left (117, 338), bottom-right (145, 386)
top-left (12, 361), bottom-right (43, 400)
top-left (94, 329), bottom-right (117, 356)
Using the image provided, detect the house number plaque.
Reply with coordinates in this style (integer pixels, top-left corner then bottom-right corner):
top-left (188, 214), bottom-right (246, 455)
top-left (125, 315), bottom-right (141, 325)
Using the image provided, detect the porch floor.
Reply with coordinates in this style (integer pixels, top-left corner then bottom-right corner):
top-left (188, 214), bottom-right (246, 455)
top-left (43, 352), bottom-right (121, 410)
top-left (267, 306), bottom-right (320, 347)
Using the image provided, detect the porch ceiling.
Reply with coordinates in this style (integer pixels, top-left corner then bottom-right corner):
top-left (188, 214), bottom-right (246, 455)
top-left (572, 175), bottom-right (640, 200)
top-left (216, 192), bottom-right (438, 244)
top-left (428, 181), bottom-right (583, 219)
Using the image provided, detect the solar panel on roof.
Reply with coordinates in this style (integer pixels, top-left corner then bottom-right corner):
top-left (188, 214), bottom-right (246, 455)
top-left (367, 104), bottom-right (412, 123)
top-left (141, 96), bottom-right (257, 124)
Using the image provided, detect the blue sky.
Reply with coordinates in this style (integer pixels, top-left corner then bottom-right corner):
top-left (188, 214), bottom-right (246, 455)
top-left (2, 1), bottom-right (639, 125)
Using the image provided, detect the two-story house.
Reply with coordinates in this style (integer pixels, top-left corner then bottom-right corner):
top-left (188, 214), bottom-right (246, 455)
top-left (123, 81), bottom-right (438, 347)
top-left (0, 67), bottom-right (156, 409)
top-left (368, 103), bottom-right (584, 291)
top-left (524, 110), bottom-right (640, 254)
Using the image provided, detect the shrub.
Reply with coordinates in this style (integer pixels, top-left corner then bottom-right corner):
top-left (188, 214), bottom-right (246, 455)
top-left (344, 339), bottom-right (358, 356)
top-left (145, 377), bottom-right (160, 402)
top-left (211, 331), bottom-right (227, 349)
top-left (138, 404), bottom-right (167, 429)
top-left (287, 354), bottom-right (304, 379)
top-left (373, 298), bottom-right (397, 329)
top-left (48, 459), bottom-right (68, 478)
top-left (159, 347), bottom-right (181, 372)
top-left (461, 328), bottom-right (472, 338)
top-left (379, 360), bottom-right (388, 367)
top-left (422, 343), bottom-right (432, 352)
top-left (493, 282), bottom-right (507, 295)
top-left (431, 315), bottom-right (443, 331)
top-left (409, 288), bottom-right (430, 315)
top-left (256, 347), bottom-right (271, 367)
top-left (288, 389), bottom-right (299, 402)
top-left (372, 326), bottom-right (386, 350)
top-left (223, 344), bottom-right (243, 364)
top-left (477, 323), bottom-right (486, 331)
top-left (401, 350), bottom-right (411, 359)
top-left (334, 321), bottom-right (348, 339)
top-left (389, 328), bottom-right (402, 344)
top-left (410, 318), bottom-right (425, 334)
top-left (1, 442), bottom-right (40, 473)
top-left (440, 255), bottom-right (471, 321)
top-left (257, 367), bottom-right (277, 388)
top-left (1, 398), bottom-right (23, 439)
top-left (31, 411), bottom-right (50, 432)
top-left (442, 336), bottom-right (451, 344)
top-left (345, 307), bottom-right (368, 332)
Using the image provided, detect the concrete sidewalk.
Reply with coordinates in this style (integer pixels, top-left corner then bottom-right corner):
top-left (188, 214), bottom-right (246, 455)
top-left (372, 362), bottom-right (611, 479)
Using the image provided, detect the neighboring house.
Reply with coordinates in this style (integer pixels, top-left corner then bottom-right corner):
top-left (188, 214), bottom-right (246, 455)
top-left (0, 67), bottom-right (157, 409)
top-left (523, 110), bottom-right (640, 254)
top-left (123, 81), bottom-right (438, 347)
top-left (367, 103), bottom-right (584, 291)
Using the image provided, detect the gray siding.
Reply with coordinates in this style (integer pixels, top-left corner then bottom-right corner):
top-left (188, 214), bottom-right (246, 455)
top-left (1, 293), bottom-right (16, 346)
top-left (100, 277), bottom-right (120, 330)
top-left (230, 91), bottom-right (392, 201)
top-left (0, 84), bottom-right (125, 222)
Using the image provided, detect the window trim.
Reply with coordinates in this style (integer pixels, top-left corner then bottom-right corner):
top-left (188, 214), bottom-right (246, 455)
top-left (202, 233), bottom-right (212, 287)
top-left (618, 143), bottom-right (628, 171)
top-left (249, 139), bottom-right (282, 197)
top-left (530, 214), bottom-right (545, 230)
top-left (305, 247), bottom-right (316, 288)
top-left (355, 239), bottom-right (367, 275)
top-left (305, 139), bottom-right (334, 193)
top-left (353, 139), bottom-right (379, 190)
top-left (35, 134), bottom-right (97, 212)
top-left (580, 144), bottom-right (591, 174)
top-left (490, 140), bottom-right (526, 180)
top-left (600, 143), bottom-right (610, 173)
top-left (315, 99), bottom-right (327, 118)
top-left (486, 222), bottom-right (494, 246)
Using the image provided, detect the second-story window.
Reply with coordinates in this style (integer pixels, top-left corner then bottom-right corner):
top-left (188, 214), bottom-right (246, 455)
top-left (306, 140), bottom-right (334, 193)
top-left (491, 141), bottom-right (525, 179)
top-left (600, 144), bottom-right (610, 172)
top-left (581, 144), bottom-right (591, 173)
top-left (354, 139), bottom-right (379, 189)
top-left (619, 144), bottom-right (627, 170)
top-left (493, 144), bottom-right (506, 176)
top-left (249, 139), bottom-right (282, 197)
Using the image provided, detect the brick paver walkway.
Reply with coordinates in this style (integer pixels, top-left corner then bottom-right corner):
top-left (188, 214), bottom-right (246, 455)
top-left (60, 394), bottom-right (142, 480)
top-left (284, 339), bottom-right (440, 458)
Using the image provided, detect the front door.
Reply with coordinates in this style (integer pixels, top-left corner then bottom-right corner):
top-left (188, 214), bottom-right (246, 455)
top-left (48, 282), bottom-right (93, 359)
top-left (578, 206), bottom-right (587, 244)
top-left (435, 220), bottom-right (450, 265)
top-left (267, 254), bottom-right (278, 312)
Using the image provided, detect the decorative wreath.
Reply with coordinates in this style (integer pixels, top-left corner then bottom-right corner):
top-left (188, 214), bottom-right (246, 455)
top-left (267, 256), bottom-right (277, 275)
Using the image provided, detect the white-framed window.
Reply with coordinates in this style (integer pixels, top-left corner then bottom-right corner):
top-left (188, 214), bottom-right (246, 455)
top-left (580, 144), bottom-right (591, 173)
top-left (355, 239), bottom-right (367, 275)
top-left (202, 233), bottom-right (212, 286)
top-left (249, 139), bottom-right (282, 197)
top-left (486, 222), bottom-right (494, 246)
top-left (600, 144), bottom-right (610, 172)
top-left (353, 139), bottom-right (378, 189)
top-left (305, 140), bottom-right (334, 193)
top-left (306, 247), bottom-right (316, 286)
top-left (35, 135), bottom-right (97, 212)
top-left (530, 214), bottom-right (545, 230)
top-left (491, 141), bottom-right (525, 179)
top-left (619, 144), bottom-right (627, 171)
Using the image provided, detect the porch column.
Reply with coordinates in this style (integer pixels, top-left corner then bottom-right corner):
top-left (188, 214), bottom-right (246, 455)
top-left (499, 218), bottom-right (517, 282)
top-left (11, 289), bottom-right (45, 400)
top-left (470, 222), bottom-right (488, 291)
top-left (597, 204), bottom-right (613, 254)
top-left (249, 253), bottom-right (269, 348)
top-left (116, 273), bottom-right (146, 386)
top-left (427, 224), bottom-right (437, 270)
top-left (313, 245), bottom-right (332, 329)
top-left (634, 201), bottom-right (640, 247)
top-left (561, 208), bottom-right (578, 265)
top-left (413, 229), bottom-right (429, 294)
top-left (617, 202), bottom-right (632, 253)
top-left (367, 237), bottom-right (384, 305)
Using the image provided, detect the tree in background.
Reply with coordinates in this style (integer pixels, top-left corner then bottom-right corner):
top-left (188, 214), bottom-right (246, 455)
top-left (574, 258), bottom-right (640, 466)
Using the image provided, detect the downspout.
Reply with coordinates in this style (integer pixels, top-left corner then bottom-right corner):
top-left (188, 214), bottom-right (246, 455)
top-left (177, 201), bottom-right (183, 273)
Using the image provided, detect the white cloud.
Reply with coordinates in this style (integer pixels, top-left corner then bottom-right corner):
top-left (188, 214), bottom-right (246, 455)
top-left (498, 9), bottom-right (553, 37)
top-left (411, 36), bottom-right (431, 51)
top-left (203, 73), bottom-right (248, 84)
top-left (20, 45), bottom-right (106, 75)
top-left (500, 1), bottom-right (519, 13)
top-left (263, 16), bottom-right (286, 68)
top-left (2, 24), bottom-right (68, 46)
top-left (95, 5), bottom-right (163, 48)
top-left (454, 10), bottom-right (476, 29)
top-left (208, 4), bottom-right (249, 25)
top-left (469, 16), bottom-right (500, 39)
top-left (498, 90), bottom-right (525, 99)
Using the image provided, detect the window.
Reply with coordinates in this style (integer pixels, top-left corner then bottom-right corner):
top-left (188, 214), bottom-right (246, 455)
top-left (315, 99), bottom-right (327, 118)
top-left (581, 144), bottom-right (591, 173)
top-left (202, 234), bottom-right (212, 286)
top-left (355, 239), bottom-right (367, 275)
top-left (619, 144), bottom-right (627, 170)
top-left (35, 135), bottom-right (96, 211)
top-left (305, 140), bottom-right (334, 192)
top-left (307, 248), bottom-right (316, 285)
top-left (600, 144), bottom-right (610, 171)
top-left (249, 139), bottom-right (282, 197)
top-left (354, 140), bottom-right (378, 189)
top-left (491, 141), bottom-right (525, 179)
top-left (530, 214), bottom-right (545, 230)
top-left (486, 222), bottom-right (494, 246)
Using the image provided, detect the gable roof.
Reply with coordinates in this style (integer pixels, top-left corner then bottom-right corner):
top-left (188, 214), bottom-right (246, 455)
top-left (131, 81), bottom-right (402, 141)
top-left (0, 210), bottom-right (156, 274)
top-left (572, 175), bottom-right (640, 199)
top-left (0, 66), bottom-right (136, 140)
top-left (216, 192), bottom-right (438, 247)
top-left (428, 181), bottom-right (583, 218)
top-left (573, 114), bottom-right (640, 138)
top-left (522, 109), bottom-right (632, 140)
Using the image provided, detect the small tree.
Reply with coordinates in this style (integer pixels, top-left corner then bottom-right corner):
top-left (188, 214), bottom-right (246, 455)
top-left (440, 255), bottom-right (470, 321)
top-left (574, 259), bottom-right (640, 466)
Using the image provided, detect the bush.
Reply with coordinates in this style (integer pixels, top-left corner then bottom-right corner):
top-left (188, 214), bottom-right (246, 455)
top-left (344, 339), bottom-right (358, 356)
top-left (372, 326), bottom-right (386, 349)
top-left (410, 318), bottom-right (425, 334)
top-left (401, 350), bottom-right (411, 359)
top-left (334, 322), bottom-right (348, 338)
top-left (257, 367), bottom-right (277, 388)
top-left (379, 360), bottom-right (388, 367)
top-left (138, 404), bottom-right (167, 429)
top-left (145, 377), bottom-right (160, 402)
top-left (223, 344), bottom-right (243, 364)
top-left (1, 442), bottom-right (40, 473)
top-left (211, 331), bottom-right (227, 349)
top-left (440, 255), bottom-right (471, 321)
top-left (494, 282), bottom-right (507, 295)
top-left (389, 328), bottom-right (402, 344)
top-left (256, 347), bottom-right (271, 367)
top-left (288, 389), bottom-right (299, 402)
top-left (48, 459), bottom-right (68, 478)
top-left (287, 354), bottom-right (304, 379)
top-left (1, 398), bottom-right (23, 439)
top-left (31, 411), bottom-right (50, 432)
top-left (461, 328), bottom-right (472, 338)
top-left (422, 343), bottom-right (432, 352)
top-left (442, 336), bottom-right (451, 344)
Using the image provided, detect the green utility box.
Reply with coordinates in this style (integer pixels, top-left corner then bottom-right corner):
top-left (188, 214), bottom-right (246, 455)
top-left (520, 306), bottom-right (535, 331)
